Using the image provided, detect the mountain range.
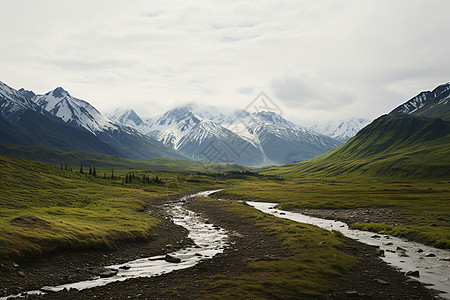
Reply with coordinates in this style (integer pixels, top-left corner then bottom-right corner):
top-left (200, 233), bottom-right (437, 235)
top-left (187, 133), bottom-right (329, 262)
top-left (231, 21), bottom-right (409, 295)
top-left (263, 82), bottom-right (450, 178)
top-left (0, 81), bottom-right (185, 161)
top-left (2, 78), bottom-right (412, 167)
top-left (110, 103), bottom-right (345, 166)
top-left (309, 118), bottom-right (370, 142)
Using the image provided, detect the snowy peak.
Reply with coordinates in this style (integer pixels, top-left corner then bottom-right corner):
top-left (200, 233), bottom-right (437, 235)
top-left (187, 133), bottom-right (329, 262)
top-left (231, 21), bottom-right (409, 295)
top-left (160, 102), bottom-right (226, 125)
top-left (390, 83), bottom-right (450, 120)
top-left (0, 81), bottom-right (41, 116)
top-left (51, 87), bottom-right (70, 98)
top-left (109, 108), bottom-right (145, 128)
top-left (310, 118), bottom-right (370, 141)
top-left (32, 87), bottom-right (117, 134)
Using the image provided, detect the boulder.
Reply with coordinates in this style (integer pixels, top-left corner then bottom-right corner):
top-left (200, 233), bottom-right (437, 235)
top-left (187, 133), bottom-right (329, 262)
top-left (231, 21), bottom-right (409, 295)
top-left (99, 269), bottom-right (118, 278)
top-left (375, 249), bottom-right (385, 257)
top-left (406, 270), bottom-right (420, 277)
top-left (165, 254), bottom-right (181, 263)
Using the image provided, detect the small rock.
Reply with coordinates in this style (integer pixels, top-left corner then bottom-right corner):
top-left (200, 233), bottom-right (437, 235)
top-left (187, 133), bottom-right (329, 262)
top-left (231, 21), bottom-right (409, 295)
top-left (99, 269), bottom-right (118, 278)
top-left (345, 290), bottom-right (363, 298)
top-left (12, 262), bottom-right (19, 268)
top-left (195, 253), bottom-right (203, 257)
top-left (384, 242), bottom-right (393, 246)
top-left (119, 265), bottom-right (131, 270)
top-left (148, 256), bottom-right (165, 261)
top-left (18, 271), bottom-right (25, 277)
top-left (40, 286), bottom-right (58, 293)
top-left (426, 253), bottom-right (436, 257)
top-left (164, 254), bottom-right (181, 263)
top-left (439, 257), bottom-right (450, 261)
top-left (373, 279), bottom-right (389, 285)
top-left (371, 235), bottom-right (381, 239)
top-left (319, 241), bottom-right (326, 245)
top-left (417, 249), bottom-right (423, 253)
top-left (396, 246), bottom-right (406, 251)
top-left (405, 278), bottom-right (420, 284)
top-left (279, 212), bottom-right (286, 215)
top-left (230, 232), bottom-right (245, 238)
top-left (406, 270), bottom-right (420, 277)
top-left (430, 223), bottom-right (437, 227)
top-left (375, 249), bottom-right (385, 257)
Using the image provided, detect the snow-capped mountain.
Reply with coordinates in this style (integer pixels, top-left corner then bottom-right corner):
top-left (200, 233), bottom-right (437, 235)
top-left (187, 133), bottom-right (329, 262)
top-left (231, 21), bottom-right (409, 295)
top-left (108, 108), bottom-right (150, 132)
top-left (0, 80), bottom-right (186, 160)
top-left (310, 118), bottom-right (370, 142)
top-left (116, 103), bottom-right (343, 165)
top-left (0, 81), bottom-right (117, 154)
top-left (0, 81), bottom-right (41, 117)
top-left (240, 111), bottom-right (342, 164)
top-left (33, 87), bottom-right (119, 134)
top-left (390, 83), bottom-right (450, 120)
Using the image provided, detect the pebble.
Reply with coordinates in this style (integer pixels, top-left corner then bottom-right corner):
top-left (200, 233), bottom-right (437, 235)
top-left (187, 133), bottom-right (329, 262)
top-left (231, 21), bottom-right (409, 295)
top-left (406, 270), bottom-right (420, 277)
top-left (373, 279), bottom-right (389, 285)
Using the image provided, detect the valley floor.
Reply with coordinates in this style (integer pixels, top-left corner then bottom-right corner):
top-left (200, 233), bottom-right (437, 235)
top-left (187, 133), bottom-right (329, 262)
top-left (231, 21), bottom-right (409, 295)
top-left (0, 195), bottom-right (439, 299)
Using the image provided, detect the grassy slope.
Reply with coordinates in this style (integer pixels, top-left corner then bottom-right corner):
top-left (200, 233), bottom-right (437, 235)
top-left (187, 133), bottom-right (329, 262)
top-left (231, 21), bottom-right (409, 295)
top-left (217, 178), bottom-right (450, 248)
top-left (197, 198), bottom-right (355, 298)
top-left (0, 154), bottom-right (230, 261)
top-left (0, 143), bottom-right (253, 172)
top-left (261, 114), bottom-right (450, 179)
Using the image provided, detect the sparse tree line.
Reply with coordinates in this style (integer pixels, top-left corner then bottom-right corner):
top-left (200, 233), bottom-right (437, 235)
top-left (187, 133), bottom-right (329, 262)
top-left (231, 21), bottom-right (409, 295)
top-left (59, 162), bottom-right (163, 185)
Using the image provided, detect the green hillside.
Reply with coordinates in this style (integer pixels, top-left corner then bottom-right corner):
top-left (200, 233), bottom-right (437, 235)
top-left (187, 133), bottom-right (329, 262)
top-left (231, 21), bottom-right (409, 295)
top-left (0, 154), bottom-right (234, 261)
top-left (0, 143), bottom-right (253, 173)
top-left (262, 114), bottom-right (450, 178)
top-left (0, 154), bottom-right (159, 260)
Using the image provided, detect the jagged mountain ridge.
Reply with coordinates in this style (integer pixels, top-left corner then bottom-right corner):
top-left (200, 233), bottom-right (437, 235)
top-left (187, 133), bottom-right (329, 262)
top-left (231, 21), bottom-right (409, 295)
top-left (112, 103), bottom-right (343, 165)
top-left (310, 118), bottom-right (371, 142)
top-left (390, 82), bottom-right (450, 120)
top-left (262, 83), bottom-right (450, 178)
top-left (0, 80), bottom-right (187, 160)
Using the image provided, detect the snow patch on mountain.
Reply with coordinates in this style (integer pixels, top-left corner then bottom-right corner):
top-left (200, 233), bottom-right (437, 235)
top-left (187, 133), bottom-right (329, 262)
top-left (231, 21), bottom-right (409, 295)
top-left (33, 87), bottom-right (122, 134)
top-left (310, 118), bottom-right (370, 141)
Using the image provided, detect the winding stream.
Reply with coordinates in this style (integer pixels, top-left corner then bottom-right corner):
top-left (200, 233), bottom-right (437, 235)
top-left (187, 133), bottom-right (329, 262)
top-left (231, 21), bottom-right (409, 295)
top-left (2, 190), bottom-right (449, 299)
top-left (247, 201), bottom-right (450, 299)
top-left (1, 190), bottom-right (228, 299)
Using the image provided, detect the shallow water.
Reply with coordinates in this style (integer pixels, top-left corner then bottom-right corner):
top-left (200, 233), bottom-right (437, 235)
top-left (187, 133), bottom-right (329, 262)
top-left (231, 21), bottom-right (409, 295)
top-left (247, 201), bottom-right (450, 299)
top-left (1, 190), bottom-right (227, 299)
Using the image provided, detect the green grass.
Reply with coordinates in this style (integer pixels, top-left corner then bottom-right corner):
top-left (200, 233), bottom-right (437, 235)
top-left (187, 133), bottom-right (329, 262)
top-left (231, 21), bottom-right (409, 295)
top-left (0, 143), bottom-right (253, 173)
top-left (196, 198), bottom-right (355, 299)
top-left (218, 177), bottom-right (450, 249)
top-left (0, 154), bottom-right (232, 261)
top-left (261, 114), bottom-right (450, 179)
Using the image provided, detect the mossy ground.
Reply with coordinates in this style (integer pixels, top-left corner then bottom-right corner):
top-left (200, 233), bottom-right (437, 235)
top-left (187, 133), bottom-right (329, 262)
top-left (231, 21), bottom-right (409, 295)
top-left (217, 177), bottom-right (450, 249)
top-left (196, 198), bottom-right (356, 299)
top-left (0, 154), bottom-right (230, 260)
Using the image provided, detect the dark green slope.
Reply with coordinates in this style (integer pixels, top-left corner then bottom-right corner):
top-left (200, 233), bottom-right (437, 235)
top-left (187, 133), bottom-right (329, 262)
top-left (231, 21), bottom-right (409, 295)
top-left (0, 143), bottom-right (253, 172)
top-left (262, 114), bottom-right (450, 178)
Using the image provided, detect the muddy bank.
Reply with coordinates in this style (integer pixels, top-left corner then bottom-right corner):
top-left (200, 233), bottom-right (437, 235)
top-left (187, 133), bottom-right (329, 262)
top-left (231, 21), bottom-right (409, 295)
top-left (292, 207), bottom-right (399, 225)
top-left (0, 192), bottom-right (441, 299)
top-left (21, 197), bottom-right (439, 299)
top-left (0, 190), bottom-right (203, 298)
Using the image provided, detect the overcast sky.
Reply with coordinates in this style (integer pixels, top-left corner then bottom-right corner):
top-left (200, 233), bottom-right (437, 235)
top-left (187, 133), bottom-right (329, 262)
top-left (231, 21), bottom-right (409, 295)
top-left (0, 0), bottom-right (449, 125)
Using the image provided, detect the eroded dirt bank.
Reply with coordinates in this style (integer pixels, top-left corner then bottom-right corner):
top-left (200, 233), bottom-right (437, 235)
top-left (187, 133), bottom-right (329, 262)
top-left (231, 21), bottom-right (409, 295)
top-left (1, 195), bottom-right (440, 299)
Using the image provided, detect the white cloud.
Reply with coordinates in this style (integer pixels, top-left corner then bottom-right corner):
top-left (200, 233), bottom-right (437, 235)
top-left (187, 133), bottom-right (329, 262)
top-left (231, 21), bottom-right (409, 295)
top-left (0, 0), bottom-right (448, 123)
